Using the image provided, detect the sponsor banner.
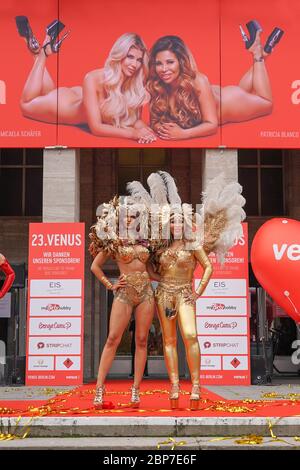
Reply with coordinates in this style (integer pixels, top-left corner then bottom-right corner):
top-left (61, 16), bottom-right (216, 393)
top-left (200, 356), bottom-right (221, 370)
top-left (30, 279), bottom-right (82, 298)
top-left (55, 356), bottom-right (81, 371)
top-left (198, 279), bottom-right (247, 297)
top-left (29, 298), bottom-right (81, 317)
top-left (200, 370), bottom-right (250, 385)
top-left (198, 336), bottom-right (248, 355)
top-left (26, 223), bottom-right (85, 385)
top-left (1, 0), bottom-right (299, 149)
top-left (28, 356), bottom-right (54, 371)
top-left (195, 223), bottom-right (250, 385)
top-left (29, 317), bottom-right (81, 336)
top-left (197, 317), bottom-right (248, 335)
top-left (28, 336), bottom-right (81, 355)
top-left (196, 297), bottom-right (247, 316)
top-left (26, 370), bottom-right (81, 385)
top-left (223, 355), bottom-right (248, 371)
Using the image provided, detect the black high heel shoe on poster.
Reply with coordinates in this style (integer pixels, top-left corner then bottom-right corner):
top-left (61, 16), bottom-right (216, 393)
top-left (43, 19), bottom-right (70, 56)
top-left (264, 27), bottom-right (284, 54)
top-left (239, 19), bottom-right (262, 49)
top-left (15, 16), bottom-right (40, 53)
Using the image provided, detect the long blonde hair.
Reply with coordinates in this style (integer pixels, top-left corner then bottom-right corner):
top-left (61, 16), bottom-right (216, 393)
top-left (100, 33), bottom-right (148, 128)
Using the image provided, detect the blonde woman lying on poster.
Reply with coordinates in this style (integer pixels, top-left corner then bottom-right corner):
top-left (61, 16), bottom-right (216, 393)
top-left (15, 17), bottom-right (155, 144)
top-left (148, 21), bottom-right (283, 140)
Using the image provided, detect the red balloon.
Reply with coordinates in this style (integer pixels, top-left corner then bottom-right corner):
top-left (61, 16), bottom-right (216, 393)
top-left (251, 218), bottom-right (300, 323)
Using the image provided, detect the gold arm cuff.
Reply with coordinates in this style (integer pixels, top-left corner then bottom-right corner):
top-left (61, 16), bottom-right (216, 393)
top-left (100, 275), bottom-right (113, 290)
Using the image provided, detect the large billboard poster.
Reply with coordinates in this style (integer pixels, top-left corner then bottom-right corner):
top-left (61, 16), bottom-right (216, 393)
top-left (195, 223), bottom-right (250, 385)
top-left (221, 0), bottom-right (300, 148)
top-left (26, 222), bottom-right (85, 386)
top-left (0, 0), bottom-right (299, 148)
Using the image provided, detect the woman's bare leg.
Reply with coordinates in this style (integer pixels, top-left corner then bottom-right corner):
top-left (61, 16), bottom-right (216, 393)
top-left (96, 300), bottom-right (133, 386)
top-left (20, 39), bottom-right (59, 123)
top-left (21, 51), bottom-right (53, 103)
top-left (220, 32), bottom-right (273, 124)
top-left (19, 36), bottom-right (84, 124)
top-left (133, 299), bottom-right (155, 388)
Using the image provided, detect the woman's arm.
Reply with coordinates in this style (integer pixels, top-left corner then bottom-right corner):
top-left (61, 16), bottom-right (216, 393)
top-left (146, 261), bottom-right (161, 282)
top-left (83, 71), bottom-right (155, 142)
top-left (193, 247), bottom-right (213, 297)
top-left (91, 251), bottom-right (126, 291)
top-left (157, 73), bottom-right (218, 140)
top-left (0, 255), bottom-right (15, 299)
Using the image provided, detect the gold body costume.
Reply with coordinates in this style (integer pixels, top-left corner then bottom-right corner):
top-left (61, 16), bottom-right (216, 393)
top-left (155, 246), bottom-right (212, 386)
top-left (114, 245), bottom-right (153, 306)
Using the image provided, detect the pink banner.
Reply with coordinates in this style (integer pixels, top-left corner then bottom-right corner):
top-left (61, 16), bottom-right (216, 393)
top-left (26, 222), bottom-right (85, 386)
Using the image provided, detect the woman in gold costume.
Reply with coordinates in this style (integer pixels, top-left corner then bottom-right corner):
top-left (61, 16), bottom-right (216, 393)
top-left (150, 220), bottom-right (212, 410)
top-left (127, 171), bottom-right (245, 410)
top-left (89, 197), bottom-right (155, 409)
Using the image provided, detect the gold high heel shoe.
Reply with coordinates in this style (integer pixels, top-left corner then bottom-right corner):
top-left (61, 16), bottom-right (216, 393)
top-left (94, 384), bottom-right (105, 409)
top-left (169, 383), bottom-right (180, 409)
top-left (130, 385), bottom-right (140, 408)
top-left (190, 384), bottom-right (200, 411)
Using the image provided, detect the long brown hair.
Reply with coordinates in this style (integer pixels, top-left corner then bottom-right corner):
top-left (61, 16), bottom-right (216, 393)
top-left (147, 36), bottom-right (201, 130)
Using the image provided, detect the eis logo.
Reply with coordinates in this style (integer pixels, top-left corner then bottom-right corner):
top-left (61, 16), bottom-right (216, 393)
top-left (49, 282), bottom-right (62, 289)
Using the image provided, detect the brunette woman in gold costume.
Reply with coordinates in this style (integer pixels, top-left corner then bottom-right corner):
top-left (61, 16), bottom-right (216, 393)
top-left (127, 171), bottom-right (245, 410)
top-left (89, 198), bottom-right (155, 409)
top-left (149, 217), bottom-right (212, 410)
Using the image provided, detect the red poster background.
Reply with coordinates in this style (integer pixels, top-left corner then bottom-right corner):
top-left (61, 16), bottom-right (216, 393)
top-left (0, 0), bottom-right (58, 147)
top-left (26, 223), bottom-right (85, 386)
top-left (195, 223), bottom-right (250, 385)
top-left (221, 0), bottom-right (300, 148)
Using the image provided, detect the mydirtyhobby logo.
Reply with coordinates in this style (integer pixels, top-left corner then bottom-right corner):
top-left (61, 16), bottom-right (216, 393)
top-left (41, 304), bottom-right (72, 312)
top-left (207, 303), bottom-right (237, 311)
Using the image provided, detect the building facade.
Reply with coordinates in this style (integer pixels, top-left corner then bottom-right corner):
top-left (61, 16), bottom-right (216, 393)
top-left (1, 147), bottom-right (299, 381)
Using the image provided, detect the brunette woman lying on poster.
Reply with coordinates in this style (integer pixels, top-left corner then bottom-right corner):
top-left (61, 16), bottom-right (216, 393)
top-left (147, 22), bottom-right (284, 140)
top-left (0, 254), bottom-right (15, 299)
top-left (15, 17), bottom-right (156, 144)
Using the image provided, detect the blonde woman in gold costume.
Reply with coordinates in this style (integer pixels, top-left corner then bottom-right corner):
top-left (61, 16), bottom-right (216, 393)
top-left (89, 198), bottom-right (155, 409)
top-left (127, 171), bottom-right (246, 411)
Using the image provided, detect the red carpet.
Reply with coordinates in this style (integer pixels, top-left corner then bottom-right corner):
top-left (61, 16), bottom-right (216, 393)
top-left (1, 380), bottom-right (300, 417)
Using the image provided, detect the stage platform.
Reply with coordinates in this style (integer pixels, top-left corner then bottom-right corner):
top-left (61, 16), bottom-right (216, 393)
top-left (0, 379), bottom-right (300, 443)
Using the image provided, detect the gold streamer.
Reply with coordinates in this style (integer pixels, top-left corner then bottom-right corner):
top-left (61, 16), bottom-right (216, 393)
top-left (235, 434), bottom-right (264, 445)
top-left (157, 437), bottom-right (186, 450)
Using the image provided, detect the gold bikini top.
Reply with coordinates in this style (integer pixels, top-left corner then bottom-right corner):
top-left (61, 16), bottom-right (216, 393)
top-left (115, 245), bottom-right (150, 264)
top-left (159, 248), bottom-right (196, 272)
